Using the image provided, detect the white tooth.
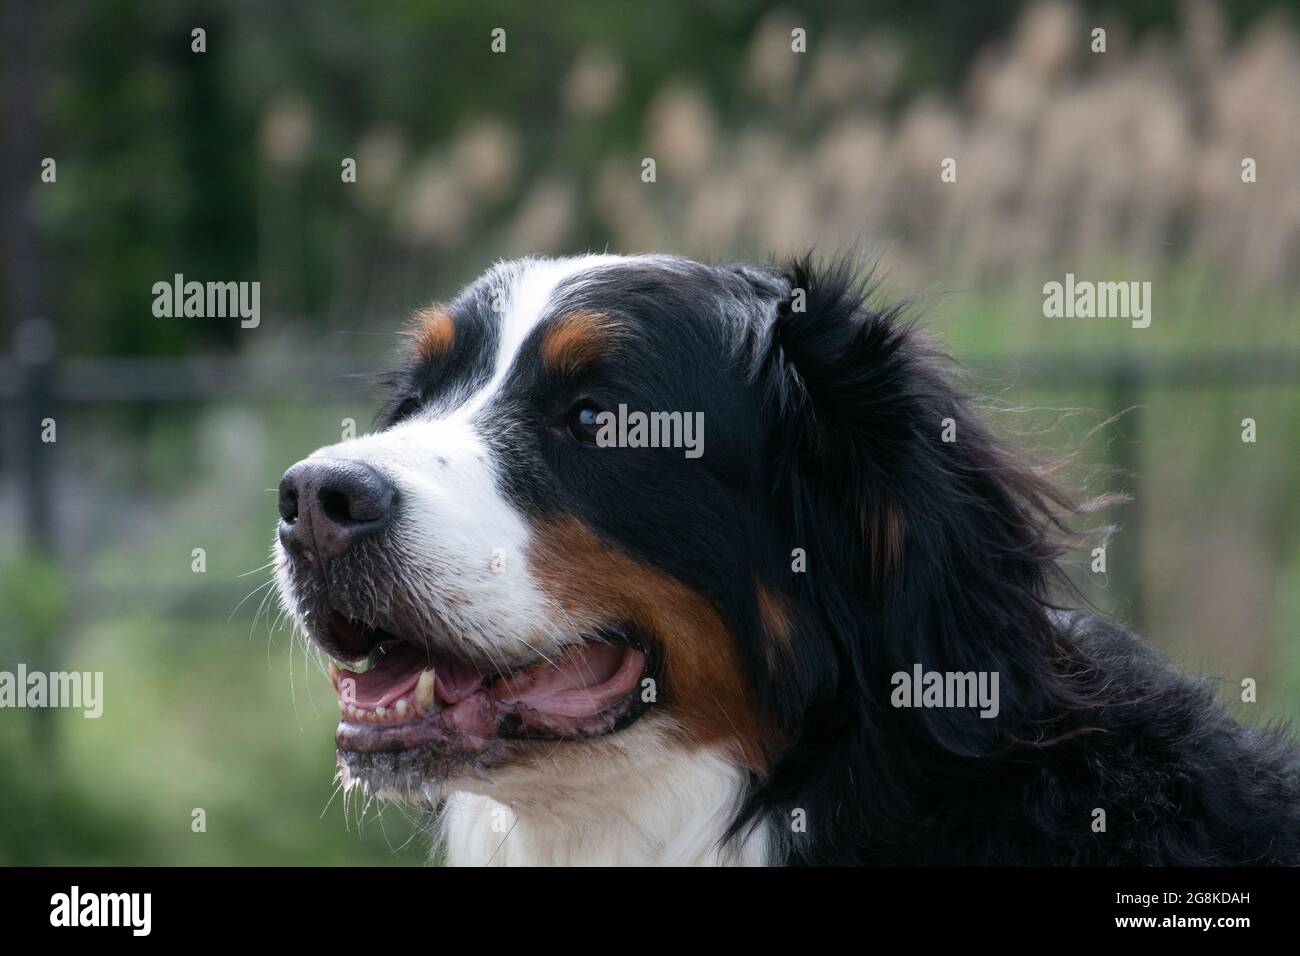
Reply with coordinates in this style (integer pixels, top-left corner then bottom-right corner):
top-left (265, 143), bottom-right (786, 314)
top-left (355, 708), bottom-right (367, 718)
top-left (414, 668), bottom-right (437, 712)
top-left (328, 661), bottom-right (340, 686)
top-left (395, 699), bottom-right (409, 717)
top-left (348, 705), bottom-right (358, 719)
top-left (375, 706), bottom-right (387, 718)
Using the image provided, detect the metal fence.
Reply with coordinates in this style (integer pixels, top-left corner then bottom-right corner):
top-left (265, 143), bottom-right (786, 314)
top-left (5, 313), bottom-right (1300, 631)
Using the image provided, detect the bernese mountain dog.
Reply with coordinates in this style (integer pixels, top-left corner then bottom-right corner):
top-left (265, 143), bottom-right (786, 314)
top-left (274, 253), bottom-right (1300, 865)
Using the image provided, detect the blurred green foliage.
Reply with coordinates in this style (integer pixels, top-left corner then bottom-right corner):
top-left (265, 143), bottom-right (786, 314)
top-left (18, 0), bottom-right (1299, 355)
top-left (2, 0), bottom-right (1299, 864)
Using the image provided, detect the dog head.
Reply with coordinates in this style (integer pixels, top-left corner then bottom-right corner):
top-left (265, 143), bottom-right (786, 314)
top-left (274, 253), bottom-right (1074, 857)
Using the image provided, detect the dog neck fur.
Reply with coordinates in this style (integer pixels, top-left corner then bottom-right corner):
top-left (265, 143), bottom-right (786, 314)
top-left (437, 738), bottom-right (770, 866)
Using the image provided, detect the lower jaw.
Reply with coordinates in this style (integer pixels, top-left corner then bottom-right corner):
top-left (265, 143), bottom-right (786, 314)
top-left (337, 741), bottom-right (496, 799)
top-left (336, 690), bottom-right (647, 759)
top-left (335, 705), bottom-right (647, 800)
top-left (337, 714), bottom-right (494, 755)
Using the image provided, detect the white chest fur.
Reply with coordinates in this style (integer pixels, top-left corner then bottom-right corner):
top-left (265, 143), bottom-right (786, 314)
top-left (438, 747), bottom-right (771, 866)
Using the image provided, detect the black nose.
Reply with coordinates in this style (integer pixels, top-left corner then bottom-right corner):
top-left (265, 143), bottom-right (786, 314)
top-left (278, 459), bottom-right (395, 563)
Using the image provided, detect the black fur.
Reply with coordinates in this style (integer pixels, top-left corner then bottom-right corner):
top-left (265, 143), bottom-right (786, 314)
top-left (362, 253), bottom-right (1299, 864)
top-left (736, 256), bottom-right (1300, 865)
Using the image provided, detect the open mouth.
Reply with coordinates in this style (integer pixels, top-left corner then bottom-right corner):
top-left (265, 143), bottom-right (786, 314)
top-left (324, 612), bottom-right (650, 757)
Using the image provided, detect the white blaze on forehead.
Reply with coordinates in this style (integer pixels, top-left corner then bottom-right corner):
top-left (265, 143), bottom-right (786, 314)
top-left (461, 254), bottom-right (623, 418)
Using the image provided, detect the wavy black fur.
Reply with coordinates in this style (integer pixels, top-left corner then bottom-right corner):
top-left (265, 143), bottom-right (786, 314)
top-left (739, 256), bottom-right (1300, 865)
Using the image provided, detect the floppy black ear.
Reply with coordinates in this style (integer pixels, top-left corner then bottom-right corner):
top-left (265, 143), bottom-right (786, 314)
top-left (756, 256), bottom-right (1074, 755)
top-left (761, 258), bottom-right (924, 588)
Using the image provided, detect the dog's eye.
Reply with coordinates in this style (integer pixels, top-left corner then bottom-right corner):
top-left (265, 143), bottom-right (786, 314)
top-left (566, 402), bottom-right (604, 444)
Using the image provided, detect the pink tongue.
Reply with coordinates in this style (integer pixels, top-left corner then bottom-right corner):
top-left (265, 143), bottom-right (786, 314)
top-left (340, 643), bottom-right (426, 709)
top-left (337, 643), bottom-right (486, 709)
top-left (434, 658), bottom-right (486, 704)
top-left (335, 641), bottom-right (642, 719)
top-left (491, 643), bottom-right (642, 718)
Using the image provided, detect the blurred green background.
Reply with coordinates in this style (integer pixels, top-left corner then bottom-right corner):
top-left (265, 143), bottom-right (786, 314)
top-left (1, 0), bottom-right (1298, 865)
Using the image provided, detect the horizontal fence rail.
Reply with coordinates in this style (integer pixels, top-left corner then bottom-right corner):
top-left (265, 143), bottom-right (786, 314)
top-left (0, 356), bottom-right (377, 402)
top-left (4, 351), bottom-right (1300, 403)
top-left (3, 347), bottom-right (1300, 634)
